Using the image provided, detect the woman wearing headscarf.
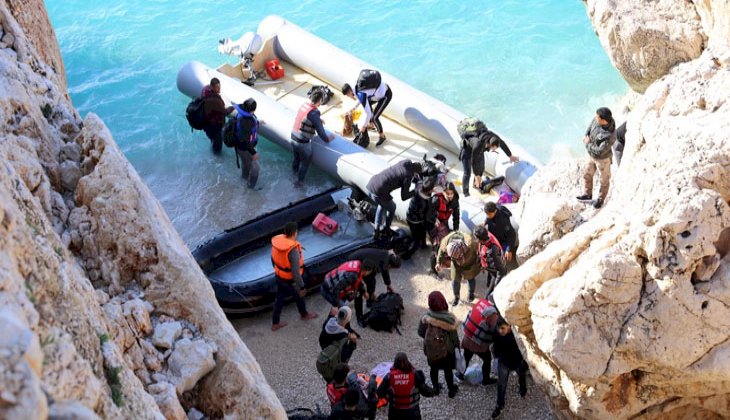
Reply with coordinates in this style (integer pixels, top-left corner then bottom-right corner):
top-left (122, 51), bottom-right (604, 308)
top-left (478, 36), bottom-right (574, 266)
top-left (417, 291), bottom-right (460, 398)
top-left (435, 230), bottom-right (480, 306)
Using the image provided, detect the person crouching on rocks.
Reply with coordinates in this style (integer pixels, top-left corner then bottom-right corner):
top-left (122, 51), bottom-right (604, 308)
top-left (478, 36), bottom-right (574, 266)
top-left (377, 352), bottom-right (435, 420)
top-left (435, 231), bottom-right (480, 306)
top-left (418, 291), bottom-right (460, 398)
top-left (490, 317), bottom-right (528, 419)
top-left (320, 259), bottom-right (376, 317)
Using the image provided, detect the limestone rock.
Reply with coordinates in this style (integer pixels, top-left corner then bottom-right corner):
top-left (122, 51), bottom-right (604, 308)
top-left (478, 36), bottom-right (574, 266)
top-left (692, 0), bottom-right (730, 51)
top-left (149, 382), bottom-right (187, 420)
top-left (122, 298), bottom-right (154, 336)
top-left (60, 160), bottom-right (81, 191)
top-left (495, 52), bottom-right (730, 419)
top-left (167, 338), bottom-right (217, 394)
top-left (152, 321), bottom-right (183, 350)
top-left (585, 0), bottom-right (706, 92)
top-left (48, 401), bottom-right (100, 420)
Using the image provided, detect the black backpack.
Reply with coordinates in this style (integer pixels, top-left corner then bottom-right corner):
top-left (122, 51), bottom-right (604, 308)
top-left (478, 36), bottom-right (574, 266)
top-left (353, 129), bottom-right (369, 148)
top-left (363, 292), bottom-right (404, 334)
top-left (356, 69), bottom-right (382, 92)
top-left (185, 97), bottom-right (206, 131)
top-left (307, 85), bottom-right (334, 105)
top-left (222, 117), bottom-right (238, 148)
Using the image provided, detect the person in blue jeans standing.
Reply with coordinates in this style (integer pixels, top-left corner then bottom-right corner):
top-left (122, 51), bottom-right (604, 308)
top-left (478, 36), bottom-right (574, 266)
top-left (365, 160), bottom-right (421, 237)
top-left (290, 89), bottom-right (335, 187)
top-left (491, 317), bottom-right (528, 419)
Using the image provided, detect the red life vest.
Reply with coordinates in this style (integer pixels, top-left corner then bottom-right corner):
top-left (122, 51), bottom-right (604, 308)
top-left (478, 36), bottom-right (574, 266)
top-left (478, 231), bottom-right (502, 269)
top-left (463, 299), bottom-right (493, 345)
top-left (326, 382), bottom-right (348, 407)
top-left (324, 260), bottom-right (363, 300)
top-left (291, 102), bottom-right (317, 141)
top-left (435, 193), bottom-right (452, 222)
top-left (389, 368), bottom-right (418, 409)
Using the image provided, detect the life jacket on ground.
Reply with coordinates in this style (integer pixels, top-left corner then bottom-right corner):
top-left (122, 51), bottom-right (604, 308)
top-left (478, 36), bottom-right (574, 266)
top-left (435, 193), bottom-right (452, 222)
top-left (388, 368), bottom-right (418, 410)
top-left (233, 104), bottom-right (258, 148)
top-left (326, 382), bottom-right (348, 407)
top-left (271, 234), bottom-right (304, 281)
top-left (463, 299), bottom-right (494, 345)
top-left (291, 102), bottom-right (317, 141)
top-left (478, 231), bottom-right (502, 269)
top-left (324, 260), bottom-right (363, 300)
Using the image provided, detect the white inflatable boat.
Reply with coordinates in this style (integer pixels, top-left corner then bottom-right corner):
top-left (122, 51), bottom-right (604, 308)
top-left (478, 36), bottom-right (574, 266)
top-left (176, 15), bottom-right (541, 230)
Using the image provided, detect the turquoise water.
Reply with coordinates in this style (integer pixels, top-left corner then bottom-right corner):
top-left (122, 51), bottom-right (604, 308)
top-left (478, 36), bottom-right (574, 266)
top-left (47, 0), bottom-right (627, 246)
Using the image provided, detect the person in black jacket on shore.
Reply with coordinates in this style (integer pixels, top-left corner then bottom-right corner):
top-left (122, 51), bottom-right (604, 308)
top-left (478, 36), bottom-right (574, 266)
top-left (366, 160), bottom-right (421, 236)
top-left (483, 201), bottom-right (517, 264)
top-left (491, 317), bottom-right (528, 419)
top-left (348, 247), bottom-right (402, 325)
top-left (402, 177), bottom-right (436, 260)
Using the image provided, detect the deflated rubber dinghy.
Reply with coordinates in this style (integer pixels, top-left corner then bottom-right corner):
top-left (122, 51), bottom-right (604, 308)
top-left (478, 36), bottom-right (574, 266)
top-left (177, 15), bottom-right (542, 230)
top-left (193, 187), bottom-right (404, 315)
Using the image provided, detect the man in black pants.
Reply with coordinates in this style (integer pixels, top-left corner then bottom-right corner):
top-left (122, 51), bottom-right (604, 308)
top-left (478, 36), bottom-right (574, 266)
top-left (342, 72), bottom-right (393, 147)
top-left (201, 78), bottom-right (233, 153)
top-left (348, 247), bottom-right (402, 326)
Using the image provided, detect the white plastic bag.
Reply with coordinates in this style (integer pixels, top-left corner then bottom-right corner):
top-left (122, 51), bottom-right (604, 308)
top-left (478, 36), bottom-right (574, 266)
top-left (464, 365), bottom-right (483, 385)
top-left (455, 348), bottom-right (466, 374)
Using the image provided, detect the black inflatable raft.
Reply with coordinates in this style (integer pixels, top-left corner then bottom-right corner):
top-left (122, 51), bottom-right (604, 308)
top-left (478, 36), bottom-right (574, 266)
top-left (193, 187), bottom-right (397, 315)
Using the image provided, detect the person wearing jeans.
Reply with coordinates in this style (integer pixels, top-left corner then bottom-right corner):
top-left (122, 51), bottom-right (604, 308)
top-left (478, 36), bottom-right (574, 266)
top-left (435, 231), bottom-right (480, 306)
top-left (290, 89), bottom-right (334, 186)
top-left (366, 160), bottom-right (421, 235)
top-left (491, 317), bottom-right (528, 419)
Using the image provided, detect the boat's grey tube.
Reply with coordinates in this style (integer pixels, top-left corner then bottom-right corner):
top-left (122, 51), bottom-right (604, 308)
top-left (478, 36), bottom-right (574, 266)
top-left (177, 61), bottom-right (490, 229)
top-left (257, 15), bottom-right (541, 194)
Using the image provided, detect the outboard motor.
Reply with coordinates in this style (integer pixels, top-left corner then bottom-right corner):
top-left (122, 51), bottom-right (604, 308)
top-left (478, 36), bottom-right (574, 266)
top-left (218, 32), bottom-right (263, 85)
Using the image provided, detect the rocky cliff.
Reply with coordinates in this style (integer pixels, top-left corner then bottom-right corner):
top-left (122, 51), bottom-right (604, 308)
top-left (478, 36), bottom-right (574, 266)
top-left (0, 1), bottom-right (285, 419)
top-left (495, 1), bottom-right (730, 419)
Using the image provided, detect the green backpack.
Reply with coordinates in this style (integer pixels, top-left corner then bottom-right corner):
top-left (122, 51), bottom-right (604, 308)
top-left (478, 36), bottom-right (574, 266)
top-left (316, 338), bottom-right (347, 382)
top-left (457, 117), bottom-right (487, 140)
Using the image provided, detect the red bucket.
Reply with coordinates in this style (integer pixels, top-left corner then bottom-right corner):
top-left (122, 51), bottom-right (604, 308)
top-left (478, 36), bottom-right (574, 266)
top-left (312, 213), bottom-right (337, 236)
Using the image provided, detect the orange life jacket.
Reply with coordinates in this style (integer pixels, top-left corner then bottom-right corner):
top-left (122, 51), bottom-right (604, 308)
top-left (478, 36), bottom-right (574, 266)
top-left (271, 234), bottom-right (304, 281)
top-left (463, 299), bottom-right (494, 345)
top-left (324, 260), bottom-right (363, 299)
top-left (389, 368), bottom-right (418, 409)
top-left (291, 102), bottom-right (317, 141)
top-left (435, 193), bottom-right (452, 222)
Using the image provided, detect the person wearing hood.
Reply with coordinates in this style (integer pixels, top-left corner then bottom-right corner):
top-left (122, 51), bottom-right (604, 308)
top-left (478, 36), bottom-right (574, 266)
top-left (577, 107), bottom-right (616, 209)
top-left (319, 306), bottom-right (359, 350)
top-left (402, 177), bottom-right (437, 260)
top-left (233, 98), bottom-right (263, 188)
top-left (366, 160), bottom-right (421, 236)
top-left (457, 298), bottom-right (499, 386)
top-left (417, 291), bottom-right (460, 398)
top-left (317, 307), bottom-right (359, 382)
top-left (435, 231), bottom-right (480, 306)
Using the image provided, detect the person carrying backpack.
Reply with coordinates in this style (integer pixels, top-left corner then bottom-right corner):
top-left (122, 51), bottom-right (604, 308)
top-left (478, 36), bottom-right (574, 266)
top-left (201, 78), bottom-right (234, 153)
top-left (435, 231), bottom-right (480, 306)
top-left (232, 98), bottom-right (264, 188)
top-left (342, 69), bottom-right (392, 147)
top-left (377, 352), bottom-right (435, 420)
top-left (321, 260), bottom-right (377, 317)
top-left (417, 291), bottom-right (460, 398)
top-left (474, 226), bottom-right (506, 297)
top-left (491, 317), bottom-right (528, 419)
top-left (483, 201), bottom-right (517, 265)
top-left (457, 298), bottom-right (499, 386)
top-left (317, 307), bottom-right (359, 382)
top-left (347, 248), bottom-right (402, 326)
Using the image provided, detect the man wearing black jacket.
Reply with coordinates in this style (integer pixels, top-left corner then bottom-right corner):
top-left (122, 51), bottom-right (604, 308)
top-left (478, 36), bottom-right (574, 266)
top-left (483, 201), bottom-right (517, 264)
top-left (491, 317), bottom-right (528, 419)
top-left (233, 98), bottom-right (263, 188)
top-left (366, 160), bottom-right (421, 235)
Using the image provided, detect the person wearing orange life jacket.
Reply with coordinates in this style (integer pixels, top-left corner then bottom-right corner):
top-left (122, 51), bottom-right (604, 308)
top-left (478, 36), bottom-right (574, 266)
top-left (377, 352), bottom-right (435, 420)
top-left (428, 182), bottom-right (460, 274)
top-left (474, 225), bottom-right (506, 298)
top-left (271, 222), bottom-right (318, 331)
top-left (320, 259), bottom-right (377, 316)
top-left (290, 89), bottom-right (335, 186)
top-left (456, 298), bottom-right (499, 386)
